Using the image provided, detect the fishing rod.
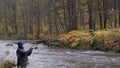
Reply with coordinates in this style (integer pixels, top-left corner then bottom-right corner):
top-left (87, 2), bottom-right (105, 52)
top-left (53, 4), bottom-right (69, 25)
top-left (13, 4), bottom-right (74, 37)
top-left (30, 30), bottom-right (50, 49)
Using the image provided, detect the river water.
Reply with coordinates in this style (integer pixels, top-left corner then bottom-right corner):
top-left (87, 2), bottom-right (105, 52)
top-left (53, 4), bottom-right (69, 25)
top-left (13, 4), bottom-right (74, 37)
top-left (0, 40), bottom-right (120, 68)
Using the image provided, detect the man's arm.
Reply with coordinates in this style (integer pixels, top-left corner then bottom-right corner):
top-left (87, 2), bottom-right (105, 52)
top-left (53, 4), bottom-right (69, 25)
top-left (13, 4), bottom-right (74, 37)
top-left (18, 45), bottom-right (36, 55)
top-left (18, 48), bottom-right (33, 55)
top-left (27, 49), bottom-right (32, 56)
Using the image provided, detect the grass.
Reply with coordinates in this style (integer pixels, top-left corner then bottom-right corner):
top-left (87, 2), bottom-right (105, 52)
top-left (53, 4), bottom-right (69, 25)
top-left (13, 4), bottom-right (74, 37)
top-left (0, 35), bottom-right (21, 40)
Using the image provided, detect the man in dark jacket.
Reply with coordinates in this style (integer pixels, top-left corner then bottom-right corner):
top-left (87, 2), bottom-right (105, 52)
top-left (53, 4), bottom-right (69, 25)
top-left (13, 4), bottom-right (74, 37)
top-left (16, 41), bottom-right (36, 68)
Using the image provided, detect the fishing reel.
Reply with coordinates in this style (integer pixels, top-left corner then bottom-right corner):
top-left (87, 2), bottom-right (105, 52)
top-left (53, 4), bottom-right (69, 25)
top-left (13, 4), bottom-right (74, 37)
top-left (32, 43), bottom-right (38, 49)
top-left (35, 46), bottom-right (38, 49)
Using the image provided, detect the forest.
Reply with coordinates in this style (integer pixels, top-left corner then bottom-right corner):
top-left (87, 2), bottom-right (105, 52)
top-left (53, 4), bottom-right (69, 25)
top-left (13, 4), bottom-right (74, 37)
top-left (0, 0), bottom-right (120, 51)
top-left (0, 0), bottom-right (120, 67)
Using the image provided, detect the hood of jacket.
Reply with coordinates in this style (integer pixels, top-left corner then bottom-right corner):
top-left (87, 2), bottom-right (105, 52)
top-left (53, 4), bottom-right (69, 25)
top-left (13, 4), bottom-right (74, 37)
top-left (18, 41), bottom-right (24, 49)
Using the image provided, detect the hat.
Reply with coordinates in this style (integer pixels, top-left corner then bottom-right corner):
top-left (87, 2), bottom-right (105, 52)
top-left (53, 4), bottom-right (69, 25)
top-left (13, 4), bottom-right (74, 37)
top-left (18, 41), bottom-right (24, 47)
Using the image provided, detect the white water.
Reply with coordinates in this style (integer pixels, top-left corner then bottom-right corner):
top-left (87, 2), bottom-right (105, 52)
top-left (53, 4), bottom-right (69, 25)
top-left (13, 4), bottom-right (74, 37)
top-left (0, 40), bottom-right (120, 68)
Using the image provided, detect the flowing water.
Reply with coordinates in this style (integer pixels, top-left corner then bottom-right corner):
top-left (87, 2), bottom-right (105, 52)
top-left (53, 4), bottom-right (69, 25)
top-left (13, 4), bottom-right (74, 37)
top-left (0, 40), bottom-right (120, 68)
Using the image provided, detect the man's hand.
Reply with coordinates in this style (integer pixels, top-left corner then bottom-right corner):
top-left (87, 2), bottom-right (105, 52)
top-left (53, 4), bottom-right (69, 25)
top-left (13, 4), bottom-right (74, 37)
top-left (31, 45), bottom-right (37, 49)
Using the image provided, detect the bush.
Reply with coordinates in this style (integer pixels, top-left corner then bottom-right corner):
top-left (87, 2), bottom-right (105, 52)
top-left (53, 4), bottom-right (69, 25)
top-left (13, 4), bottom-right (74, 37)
top-left (58, 29), bottom-right (120, 52)
top-left (0, 60), bottom-right (16, 68)
top-left (47, 40), bottom-right (62, 48)
top-left (58, 30), bottom-right (93, 48)
top-left (0, 34), bottom-right (20, 40)
top-left (109, 29), bottom-right (120, 51)
top-left (10, 35), bottom-right (20, 39)
top-left (27, 34), bottom-right (37, 40)
top-left (92, 30), bottom-right (112, 50)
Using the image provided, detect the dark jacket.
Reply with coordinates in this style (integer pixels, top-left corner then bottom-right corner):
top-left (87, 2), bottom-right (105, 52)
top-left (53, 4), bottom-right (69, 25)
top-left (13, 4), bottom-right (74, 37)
top-left (16, 47), bottom-right (33, 66)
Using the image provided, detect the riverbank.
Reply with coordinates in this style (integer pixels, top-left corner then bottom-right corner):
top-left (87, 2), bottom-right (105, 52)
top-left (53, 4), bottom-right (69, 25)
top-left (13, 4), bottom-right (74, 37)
top-left (41, 29), bottom-right (120, 53)
top-left (0, 29), bottom-right (120, 53)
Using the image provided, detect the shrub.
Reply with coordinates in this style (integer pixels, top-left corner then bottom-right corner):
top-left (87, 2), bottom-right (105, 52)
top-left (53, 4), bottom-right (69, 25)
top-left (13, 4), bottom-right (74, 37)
top-left (57, 29), bottom-right (120, 52)
top-left (10, 35), bottom-right (20, 39)
top-left (58, 30), bottom-right (93, 48)
top-left (58, 29), bottom-right (120, 52)
top-left (109, 29), bottom-right (120, 51)
top-left (27, 34), bottom-right (37, 40)
top-left (0, 60), bottom-right (16, 68)
top-left (0, 34), bottom-right (21, 40)
top-left (92, 30), bottom-right (112, 50)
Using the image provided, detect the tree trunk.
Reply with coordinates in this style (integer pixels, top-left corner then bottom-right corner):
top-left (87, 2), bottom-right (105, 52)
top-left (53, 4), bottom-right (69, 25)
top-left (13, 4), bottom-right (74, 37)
top-left (114, 0), bottom-right (117, 28)
top-left (78, 0), bottom-right (85, 27)
top-left (88, 0), bottom-right (94, 30)
top-left (118, 0), bottom-right (120, 27)
top-left (67, 0), bottom-right (78, 31)
top-left (103, 0), bottom-right (108, 29)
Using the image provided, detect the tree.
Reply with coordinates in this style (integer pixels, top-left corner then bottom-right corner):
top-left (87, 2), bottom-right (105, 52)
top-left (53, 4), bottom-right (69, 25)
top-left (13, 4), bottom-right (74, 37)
top-left (103, 0), bottom-right (108, 29)
top-left (67, 0), bottom-right (78, 31)
top-left (87, 0), bottom-right (94, 30)
top-left (97, 0), bottom-right (103, 29)
top-left (118, 0), bottom-right (120, 27)
top-left (114, 0), bottom-right (117, 28)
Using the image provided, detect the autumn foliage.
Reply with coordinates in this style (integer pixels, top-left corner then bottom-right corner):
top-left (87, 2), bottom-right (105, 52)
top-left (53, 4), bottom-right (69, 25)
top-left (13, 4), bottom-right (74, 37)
top-left (58, 29), bottom-right (120, 51)
top-left (58, 30), bottom-right (93, 48)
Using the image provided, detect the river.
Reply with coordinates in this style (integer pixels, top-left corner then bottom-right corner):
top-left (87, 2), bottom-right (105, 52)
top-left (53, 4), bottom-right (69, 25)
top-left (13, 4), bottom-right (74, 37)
top-left (0, 40), bottom-right (120, 68)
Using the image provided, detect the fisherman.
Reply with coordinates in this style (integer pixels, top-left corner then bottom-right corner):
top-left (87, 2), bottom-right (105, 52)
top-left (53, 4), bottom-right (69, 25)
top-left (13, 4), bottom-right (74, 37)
top-left (16, 41), bottom-right (37, 68)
